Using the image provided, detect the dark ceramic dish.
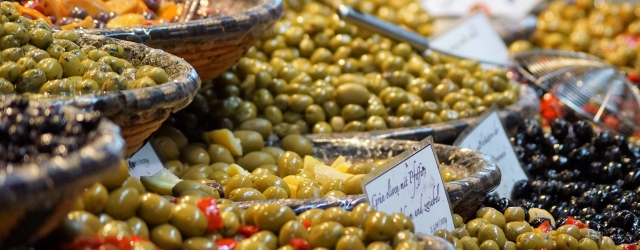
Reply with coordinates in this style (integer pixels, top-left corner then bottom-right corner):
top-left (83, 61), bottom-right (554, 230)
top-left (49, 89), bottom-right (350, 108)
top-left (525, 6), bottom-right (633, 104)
top-left (0, 102), bottom-right (125, 249)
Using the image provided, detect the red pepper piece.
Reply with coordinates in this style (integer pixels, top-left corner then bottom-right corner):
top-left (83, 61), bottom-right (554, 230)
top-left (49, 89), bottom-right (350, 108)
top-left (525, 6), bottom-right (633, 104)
top-left (216, 238), bottom-right (238, 250)
top-left (169, 197), bottom-right (178, 204)
top-left (537, 220), bottom-right (551, 234)
top-left (238, 225), bottom-right (260, 238)
top-left (624, 243), bottom-right (638, 250)
top-left (290, 238), bottom-right (311, 250)
top-left (22, 1), bottom-right (44, 13)
top-left (198, 197), bottom-right (224, 232)
top-left (301, 219), bottom-right (312, 229)
top-left (60, 236), bottom-right (102, 250)
top-left (565, 216), bottom-right (588, 229)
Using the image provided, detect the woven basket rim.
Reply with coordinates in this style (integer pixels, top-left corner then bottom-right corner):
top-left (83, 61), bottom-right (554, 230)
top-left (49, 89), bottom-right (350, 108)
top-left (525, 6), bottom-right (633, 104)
top-left (39, 33), bottom-right (201, 118)
top-left (80, 0), bottom-right (284, 44)
top-left (0, 103), bottom-right (125, 211)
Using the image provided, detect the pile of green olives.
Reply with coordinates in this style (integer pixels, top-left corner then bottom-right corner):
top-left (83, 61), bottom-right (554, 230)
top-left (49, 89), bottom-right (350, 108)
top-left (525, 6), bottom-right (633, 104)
top-left (284, 0), bottom-right (434, 37)
top-left (512, 0), bottom-right (640, 73)
top-left (190, 0), bottom-right (521, 138)
top-left (63, 180), bottom-right (425, 250)
top-left (433, 206), bottom-right (617, 250)
top-left (0, 2), bottom-right (169, 97)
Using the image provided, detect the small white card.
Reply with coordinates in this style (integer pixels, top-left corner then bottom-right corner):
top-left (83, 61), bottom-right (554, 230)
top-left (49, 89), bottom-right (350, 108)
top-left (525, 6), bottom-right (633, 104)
top-left (127, 142), bottom-right (165, 178)
top-left (421, 0), bottom-right (542, 21)
top-left (362, 137), bottom-right (455, 234)
top-left (429, 12), bottom-right (509, 68)
top-left (454, 110), bottom-right (529, 198)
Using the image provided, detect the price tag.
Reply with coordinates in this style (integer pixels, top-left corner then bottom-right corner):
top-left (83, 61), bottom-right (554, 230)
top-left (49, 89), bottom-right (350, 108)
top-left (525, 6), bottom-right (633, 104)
top-left (429, 12), bottom-right (509, 69)
top-left (127, 141), bottom-right (165, 178)
top-left (453, 108), bottom-right (529, 198)
top-left (361, 136), bottom-right (455, 234)
top-left (421, 0), bottom-right (542, 20)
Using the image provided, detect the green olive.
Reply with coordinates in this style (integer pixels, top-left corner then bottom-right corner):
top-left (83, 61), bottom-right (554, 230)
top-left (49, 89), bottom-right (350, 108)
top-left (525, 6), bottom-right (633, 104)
top-left (80, 183), bottom-right (109, 215)
top-left (137, 193), bottom-right (172, 226)
top-left (504, 221), bottom-right (532, 242)
top-left (466, 218), bottom-right (489, 237)
top-left (558, 225), bottom-right (582, 241)
top-left (482, 210), bottom-right (506, 229)
top-left (254, 174), bottom-right (291, 196)
top-left (504, 207), bottom-right (526, 223)
top-left (297, 185), bottom-right (324, 199)
top-left (229, 188), bottom-right (267, 201)
top-left (180, 145), bottom-right (210, 166)
top-left (260, 147), bottom-right (284, 161)
top-left (344, 174), bottom-right (365, 195)
top-left (279, 220), bottom-right (309, 246)
top-left (253, 203), bottom-right (296, 233)
top-left (247, 230), bottom-right (278, 250)
top-left (224, 175), bottom-right (253, 198)
top-left (309, 221), bottom-right (346, 249)
top-left (127, 216), bottom-right (150, 238)
top-left (150, 224), bottom-right (183, 250)
top-left (233, 130), bottom-right (264, 154)
top-left (281, 134), bottom-right (313, 157)
top-left (477, 224), bottom-right (506, 247)
top-left (364, 212), bottom-right (395, 242)
top-left (105, 187), bottom-right (140, 220)
top-left (277, 151), bottom-right (303, 177)
top-left (556, 233), bottom-right (579, 250)
top-left (479, 240), bottom-right (500, 250)
top-left (97, 221), bottom-right (131, 238)
top-left (334, 83), bottom-right (370, 106)
top-left (516, 232), bottom-right (545, 250)
top-left (182, 237), bottom-right (216, 250)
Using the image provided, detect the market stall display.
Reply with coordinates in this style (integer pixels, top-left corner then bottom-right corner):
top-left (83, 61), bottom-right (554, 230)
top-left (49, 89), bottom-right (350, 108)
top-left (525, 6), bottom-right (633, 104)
top-left (0, 96), bottom-right (125, 248)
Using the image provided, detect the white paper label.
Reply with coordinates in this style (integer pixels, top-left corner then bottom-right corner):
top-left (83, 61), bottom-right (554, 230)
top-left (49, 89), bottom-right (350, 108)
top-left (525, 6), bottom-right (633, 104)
top-left (421, 0), bottom-right (542, 20)
top-left (127, 142), bottom-right (165, 178)
top-left (362, 141), bottom-right (455, 234)
top-left (430, 12), bottom-right (509, 68)
top-left (454, 111), bottom-right (528, 198)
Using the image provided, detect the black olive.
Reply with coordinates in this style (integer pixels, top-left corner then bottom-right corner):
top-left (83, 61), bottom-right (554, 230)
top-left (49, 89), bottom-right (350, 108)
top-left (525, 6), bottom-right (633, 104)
top-left (606, 210), bottom-right (640, 233)
top-left (568, 145), bottom-right (595, 167)
top-left (511, 132), bottom-right (526, 146)
top-left (573, 120), bottom-right (594, 143)
top-left (550, 155), bottom-right (569, 170)
top-left (525, 123), bottom-right (544, 141)
top-left (584, 220), bottom-right (604, 232)
top-left (563, 136), bottom-right (580, 154)
top-left (550, 118), bottom-right (570, 139)
top-left (511, 180), bottom-right (531, 200)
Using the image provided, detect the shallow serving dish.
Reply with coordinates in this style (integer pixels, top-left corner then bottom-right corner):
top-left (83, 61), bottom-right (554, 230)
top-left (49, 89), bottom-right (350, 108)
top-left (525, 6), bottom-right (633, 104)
top-left (239, 139), bottom-right (501, 220)
top-left (0, 101), bottom-right (125, 249)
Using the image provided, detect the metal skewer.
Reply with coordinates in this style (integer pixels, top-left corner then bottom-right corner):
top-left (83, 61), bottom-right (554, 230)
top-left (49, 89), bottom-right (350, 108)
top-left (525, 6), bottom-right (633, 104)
top-left (336, 5), bottom-right (514, 67)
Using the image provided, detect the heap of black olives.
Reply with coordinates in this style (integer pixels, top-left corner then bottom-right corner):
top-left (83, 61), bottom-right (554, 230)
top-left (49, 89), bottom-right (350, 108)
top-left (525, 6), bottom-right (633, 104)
top-left (0, 96), bottom-right (101, 170)
top-left (508, 118), bottom-right (640, 245)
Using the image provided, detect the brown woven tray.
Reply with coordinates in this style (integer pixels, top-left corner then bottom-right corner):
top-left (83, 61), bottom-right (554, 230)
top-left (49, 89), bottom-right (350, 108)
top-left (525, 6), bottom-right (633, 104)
top-left (238, 141), bottom-right (501, 220)
top-left (40, 33), bottom-right (201, 158)
top-left (0, 100), bottom-right (125, 249)
top-left (305, 84), bottom-right (539, 144)
top-left (82, 0), bottom-right (284, 82)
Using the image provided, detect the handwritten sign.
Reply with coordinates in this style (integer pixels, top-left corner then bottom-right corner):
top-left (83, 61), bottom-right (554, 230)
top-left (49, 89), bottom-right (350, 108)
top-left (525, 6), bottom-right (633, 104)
top-left (362, 137), bottom-right (455, 234)
top-left (454, 109), bottom-right (529, 198)
top-left (127, 142), bottom-right (165, 178)
top-left (429, 12), bottom-right (509, 68)
top-left (421, 0), bottom-right (542, 20)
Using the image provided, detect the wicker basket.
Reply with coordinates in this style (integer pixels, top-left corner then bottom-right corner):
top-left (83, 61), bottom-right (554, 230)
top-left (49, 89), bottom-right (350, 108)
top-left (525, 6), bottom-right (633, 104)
top-left (82, 0), bottom-right (284, 82)
top-left (41, 33), bottom-right (201, 158)
top-left (236, 140), bottom-right (501, 220)
top-left (0, 100), bottom-right (124, 249)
